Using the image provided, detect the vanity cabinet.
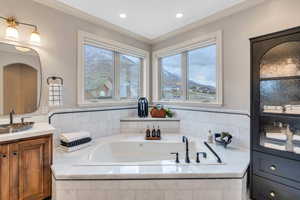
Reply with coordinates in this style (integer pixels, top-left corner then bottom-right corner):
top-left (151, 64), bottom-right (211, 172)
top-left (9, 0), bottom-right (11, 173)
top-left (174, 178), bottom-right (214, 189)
top-left (251, 26), bottom-right (300, 199)
top-left (0, 135), bottom-right (52, 200)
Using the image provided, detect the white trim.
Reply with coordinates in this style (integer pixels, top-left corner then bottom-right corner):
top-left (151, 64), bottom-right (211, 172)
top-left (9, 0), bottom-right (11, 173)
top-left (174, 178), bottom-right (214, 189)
top-left (77, 31), bottom-right (150, 107)
top-left (152, 30), bottom-right (223, 107)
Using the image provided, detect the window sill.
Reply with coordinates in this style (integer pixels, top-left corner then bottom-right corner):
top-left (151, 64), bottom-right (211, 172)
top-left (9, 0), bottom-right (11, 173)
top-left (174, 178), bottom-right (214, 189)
top-left (153, 100), bottom-right (223, 108)
top-left (78, 100), bottom-right (137, 108)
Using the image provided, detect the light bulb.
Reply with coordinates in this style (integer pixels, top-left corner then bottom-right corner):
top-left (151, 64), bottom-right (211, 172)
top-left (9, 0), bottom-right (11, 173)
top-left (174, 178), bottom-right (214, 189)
top-left (6, 25), bottom-right (19, 40)
top-left (119, 13), bottom-right (127, 19)
top-left (176, 13), bottom-right (183, 18)
top-left (30, 30), bottom-right (41, 44)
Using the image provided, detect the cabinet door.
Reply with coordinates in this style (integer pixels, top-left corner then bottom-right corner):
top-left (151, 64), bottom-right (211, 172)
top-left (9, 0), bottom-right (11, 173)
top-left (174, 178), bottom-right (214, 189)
top-left (18, 136), bottom-right (52, 200)
top-left (0, 144), bottom-right (9, 200)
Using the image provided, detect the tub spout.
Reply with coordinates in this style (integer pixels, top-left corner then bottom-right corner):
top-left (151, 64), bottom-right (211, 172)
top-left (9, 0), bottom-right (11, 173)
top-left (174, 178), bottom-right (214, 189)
top-left (182, 136), bottom-right (190, 163)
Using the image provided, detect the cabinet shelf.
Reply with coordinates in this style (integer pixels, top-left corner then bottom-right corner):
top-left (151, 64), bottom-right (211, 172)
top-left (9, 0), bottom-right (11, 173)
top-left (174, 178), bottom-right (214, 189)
top-left (260, 75), bottom-right (300, 81)
top-left (261, 112), bottom-right (300, 118)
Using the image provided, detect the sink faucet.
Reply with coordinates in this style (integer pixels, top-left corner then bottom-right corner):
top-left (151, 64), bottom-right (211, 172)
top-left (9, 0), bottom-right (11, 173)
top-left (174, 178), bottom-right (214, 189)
top-left (182, 136), bottom-right (190, 163)
top-left (9, 109), bottom-right (15, 125)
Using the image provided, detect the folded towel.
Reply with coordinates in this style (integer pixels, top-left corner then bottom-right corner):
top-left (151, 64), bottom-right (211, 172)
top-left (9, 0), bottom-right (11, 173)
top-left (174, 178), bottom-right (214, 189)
top-left (293, 135), bottom-right (300, 142)
top-left (266, 132), bottom-right (287, 141)
top-left (60, 131), bottom-right (91, 143)
top-left (264, 142), bottom-right (286, 151)
top-left (59, 142), bottom-right (92, 152)
top-left (294, 146), bottom-right (300, 154)
top-left (60, 137), bottom-right (92, 147)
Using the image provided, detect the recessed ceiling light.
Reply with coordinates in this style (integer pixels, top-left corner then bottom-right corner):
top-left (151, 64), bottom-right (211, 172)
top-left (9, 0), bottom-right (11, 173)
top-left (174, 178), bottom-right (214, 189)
top-left (176, 13), bottom-right (183, 18)
top-left (120, 13), bottom-right (127, 19)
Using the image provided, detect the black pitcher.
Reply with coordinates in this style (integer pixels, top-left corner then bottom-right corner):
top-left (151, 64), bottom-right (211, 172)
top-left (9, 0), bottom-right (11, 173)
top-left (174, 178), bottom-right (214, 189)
top-left (138, 97), bottom-right (148, 118)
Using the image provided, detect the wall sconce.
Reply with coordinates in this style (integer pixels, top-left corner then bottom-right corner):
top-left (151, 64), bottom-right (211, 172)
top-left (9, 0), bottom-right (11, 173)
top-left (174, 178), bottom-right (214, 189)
top-left (0, 16), bottom-right (41, 44)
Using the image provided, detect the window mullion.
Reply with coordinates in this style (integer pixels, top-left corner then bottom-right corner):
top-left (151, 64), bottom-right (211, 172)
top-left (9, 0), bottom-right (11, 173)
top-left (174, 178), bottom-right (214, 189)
top-left (139, 58), bottom-right (144, 98)
top-left (158, 58), bottom-right (162, 100)
top-left (181, 52), bottom-right (188, 100)
top-left (114, 52), bottom-right (120, 100)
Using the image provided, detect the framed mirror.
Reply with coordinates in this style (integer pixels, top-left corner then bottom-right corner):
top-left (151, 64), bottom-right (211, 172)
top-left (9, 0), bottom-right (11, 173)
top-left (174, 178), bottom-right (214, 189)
top-left (0, 42), bottom-right (42, 116)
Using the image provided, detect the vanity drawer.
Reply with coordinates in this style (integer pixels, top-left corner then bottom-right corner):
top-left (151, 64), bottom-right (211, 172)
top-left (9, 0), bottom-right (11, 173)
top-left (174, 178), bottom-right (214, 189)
top-left (253, 175), bottom-right (300, 200)
top-left (253, 151), bottom-right (300, 187)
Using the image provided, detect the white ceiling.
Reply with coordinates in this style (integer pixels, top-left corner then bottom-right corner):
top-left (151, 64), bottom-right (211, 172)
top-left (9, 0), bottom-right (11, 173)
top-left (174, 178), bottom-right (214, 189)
top-left (36, 0), bottom-right (264, 42)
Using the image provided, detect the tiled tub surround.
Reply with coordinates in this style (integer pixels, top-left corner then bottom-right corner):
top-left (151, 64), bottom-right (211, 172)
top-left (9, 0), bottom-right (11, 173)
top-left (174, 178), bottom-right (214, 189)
top-left (120, 117), bottom-right (180, 134)
top-left (52, 134), bottom-right (249, 200)
top-left (172, 108), bottom-right (250, 149)
top-left (49, 107), bottom-right (250, 149)
top-left (52, 177), bottom-right (247, 200)
top-left (49, 107), bottom-right (137, 143)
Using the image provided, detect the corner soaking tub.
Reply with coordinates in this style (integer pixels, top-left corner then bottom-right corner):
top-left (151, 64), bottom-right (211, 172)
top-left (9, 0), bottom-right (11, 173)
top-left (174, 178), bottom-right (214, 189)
top-left (52, 134), bottom-right (250, 200)
top-left (84, 140), bottom-right (220, 166)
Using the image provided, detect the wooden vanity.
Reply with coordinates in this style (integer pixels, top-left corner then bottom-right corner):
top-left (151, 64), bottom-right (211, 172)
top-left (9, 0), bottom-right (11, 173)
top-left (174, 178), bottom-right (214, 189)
top-left (0, 124), bottom-right (54, 200)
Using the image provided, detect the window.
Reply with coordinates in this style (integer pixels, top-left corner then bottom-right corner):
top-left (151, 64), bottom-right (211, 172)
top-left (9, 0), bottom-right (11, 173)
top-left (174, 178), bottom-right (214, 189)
top-left (153, 31), bottom-right (222, 106)
top-left (120, 54), bottom-right (142, 99)
top-left (78, 31), bottom-right (149, 106)
top-left (161, 54), bottom-right (182, 100)
top-left (187, 45), bottom-right (217, 102)
top-left (84, 45), bottom-right (114, 100)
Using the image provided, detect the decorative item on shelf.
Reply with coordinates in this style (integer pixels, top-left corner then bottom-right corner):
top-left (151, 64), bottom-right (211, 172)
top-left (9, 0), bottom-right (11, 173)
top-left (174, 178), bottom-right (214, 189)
top-left (47, 76), bottom-right (63, 107)
top-left (0, 16), bottom-right (41, 44)
top-left (145, 125), bottom-right (161, 140)
top-left (138, 97), bottom-right (148, 118)
top-left (150, 104), bottom-right (173, 118)
top-left (214, 132), bottom-right (232, 148)
top-left (150, 105), bottom-right (167, 118)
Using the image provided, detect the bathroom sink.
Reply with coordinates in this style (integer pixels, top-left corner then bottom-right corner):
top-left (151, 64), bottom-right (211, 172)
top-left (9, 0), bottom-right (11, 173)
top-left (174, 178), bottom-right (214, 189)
top-left (0, 122), bottom-right (34, 134)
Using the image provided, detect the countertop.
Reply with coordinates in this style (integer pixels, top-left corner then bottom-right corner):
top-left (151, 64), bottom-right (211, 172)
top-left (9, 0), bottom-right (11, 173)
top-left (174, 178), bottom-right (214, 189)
top-left (0, 123), bottom-right (55, 143)
top-left (52, 134), bottom-right (250, 180)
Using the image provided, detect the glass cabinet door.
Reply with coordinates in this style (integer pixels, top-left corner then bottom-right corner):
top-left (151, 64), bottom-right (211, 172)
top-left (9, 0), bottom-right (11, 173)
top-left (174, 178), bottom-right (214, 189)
top-left (259, 41), bottom-right (300, 154)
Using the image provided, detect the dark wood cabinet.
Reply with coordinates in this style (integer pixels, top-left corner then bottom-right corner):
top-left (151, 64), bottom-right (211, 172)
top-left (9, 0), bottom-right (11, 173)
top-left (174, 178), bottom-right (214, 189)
top-left (0, 135), bottom-right (52, 200)
top-left (251, 27), bottom-right (300, 200)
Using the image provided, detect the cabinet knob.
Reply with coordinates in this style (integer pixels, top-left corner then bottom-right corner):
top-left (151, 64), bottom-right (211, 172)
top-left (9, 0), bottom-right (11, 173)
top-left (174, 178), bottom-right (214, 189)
top-left (0, 153), bottom-right (7, 158)
top-left (12, 152), bottom-right (18, 156)
top-left (269, 165), bottom-right (277, 171)
top-left (269, 191), bottom-right (276, 197)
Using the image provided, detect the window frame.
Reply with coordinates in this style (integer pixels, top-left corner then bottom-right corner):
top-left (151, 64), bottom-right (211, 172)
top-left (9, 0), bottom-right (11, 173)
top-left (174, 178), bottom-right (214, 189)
top-left (78, 31), bottom-right (150, 107)
top-left (152, 30), bottom-right (223, 107)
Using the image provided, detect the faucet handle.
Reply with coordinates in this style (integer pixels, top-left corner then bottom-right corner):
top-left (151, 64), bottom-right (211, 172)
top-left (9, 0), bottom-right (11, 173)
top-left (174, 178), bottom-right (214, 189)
top-left (21, 117), bottom-right (32, 124)
top-left (196, 152), bottom-right (207, 163)
top-left (182, 136), bottom-right (187, 143)
top-left (170, 152), bottom-right (180, 163)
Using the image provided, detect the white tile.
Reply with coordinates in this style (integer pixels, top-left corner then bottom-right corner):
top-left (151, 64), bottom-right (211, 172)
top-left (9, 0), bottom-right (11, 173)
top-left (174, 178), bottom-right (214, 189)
top-left (107, 190), bottom-right (135, 200)
top-left (56, 189), bottom-right (78, 200)
top-left (193, 190), bottom-right (223, 200)
top-left (76, 190), bottom-right (107, 200)
top-left (135, 190), bottom-right (164, 200)
top-left (165, 190), bottom-right (193, 200)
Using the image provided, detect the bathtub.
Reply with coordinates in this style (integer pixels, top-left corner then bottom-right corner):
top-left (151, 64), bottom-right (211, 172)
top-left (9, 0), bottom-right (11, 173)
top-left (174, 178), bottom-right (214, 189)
top-left (79, 139), bottom-right (222, 166)
top-left (52, 134), bottom-right (250, 200)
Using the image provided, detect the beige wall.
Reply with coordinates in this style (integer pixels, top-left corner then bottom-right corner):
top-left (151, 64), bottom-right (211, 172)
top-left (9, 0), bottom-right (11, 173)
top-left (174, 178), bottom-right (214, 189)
top-left (152, 0), bottom-right (300, 112)
top-left (0, 0), bottom-right (151, 112)
top-left (0, 0), bottom-right (299, 113)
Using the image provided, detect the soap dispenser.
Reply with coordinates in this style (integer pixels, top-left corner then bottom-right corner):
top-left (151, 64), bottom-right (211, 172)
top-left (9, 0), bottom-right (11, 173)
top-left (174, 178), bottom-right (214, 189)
top-left (156, 126), bottom-right (161, 138)
top-left (146, 125), bottom-right (151, 138)
top-left (152, 126), bottom-right (156, 137)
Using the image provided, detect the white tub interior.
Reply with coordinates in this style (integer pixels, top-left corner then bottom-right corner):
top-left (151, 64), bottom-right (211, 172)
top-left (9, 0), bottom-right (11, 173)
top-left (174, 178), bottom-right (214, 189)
top-left (73, 138), bottom-right (225, 166)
